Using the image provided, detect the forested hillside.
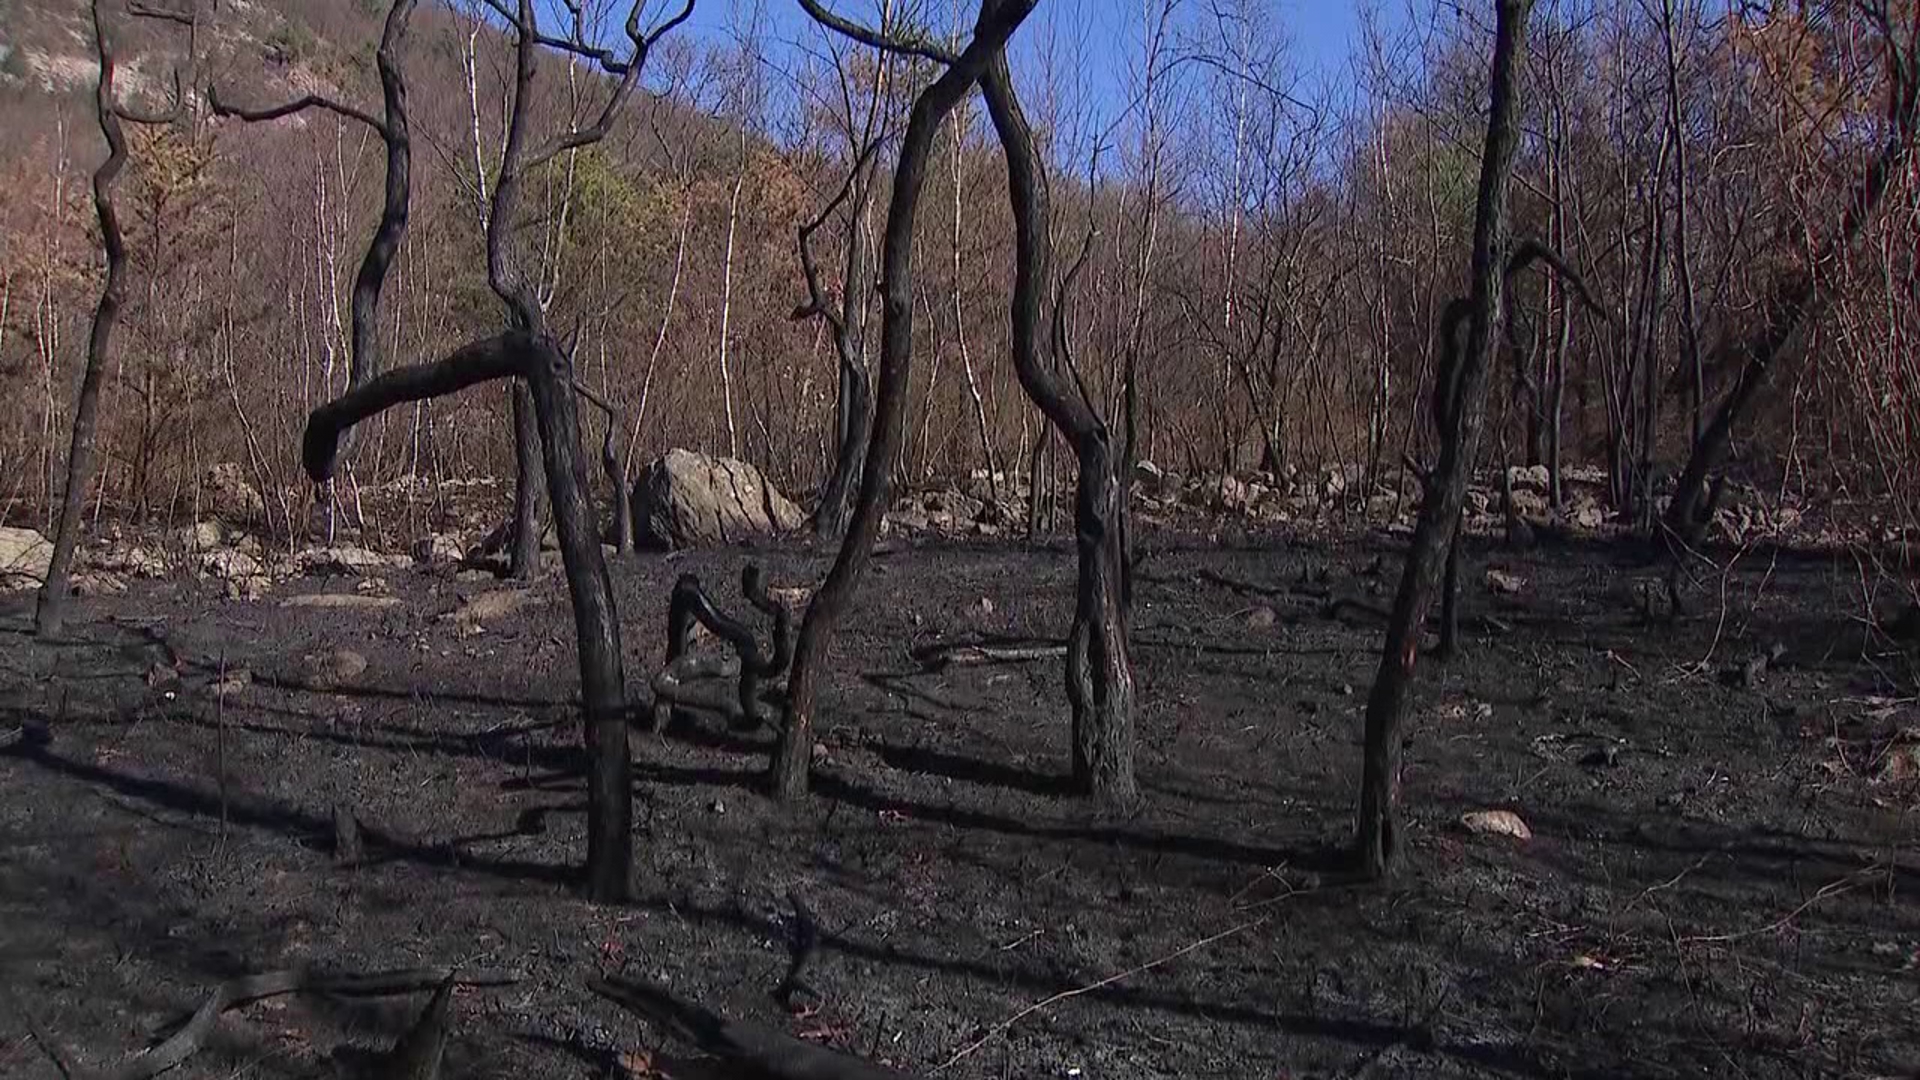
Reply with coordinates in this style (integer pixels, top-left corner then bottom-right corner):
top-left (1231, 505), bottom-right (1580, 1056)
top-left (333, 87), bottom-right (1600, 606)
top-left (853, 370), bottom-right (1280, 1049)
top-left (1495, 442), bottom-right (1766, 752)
top-left (0, 0), bottom-right (1913, 540)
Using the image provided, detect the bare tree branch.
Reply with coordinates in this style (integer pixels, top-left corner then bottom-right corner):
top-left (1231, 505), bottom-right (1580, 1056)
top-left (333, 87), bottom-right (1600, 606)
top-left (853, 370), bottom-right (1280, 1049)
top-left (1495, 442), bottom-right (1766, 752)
top-left (796, 0), bottom-right (961, 65)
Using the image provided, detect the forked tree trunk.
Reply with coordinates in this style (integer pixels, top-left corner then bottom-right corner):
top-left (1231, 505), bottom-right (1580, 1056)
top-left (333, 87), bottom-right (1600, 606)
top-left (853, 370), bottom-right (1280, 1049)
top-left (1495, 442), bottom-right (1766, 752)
top-left (1355, 0), bottom-right (1533, 880)
top-left (981, 36), bottom-right (1137, 805)
top-left (772, 0), bottom-right (1039, 800)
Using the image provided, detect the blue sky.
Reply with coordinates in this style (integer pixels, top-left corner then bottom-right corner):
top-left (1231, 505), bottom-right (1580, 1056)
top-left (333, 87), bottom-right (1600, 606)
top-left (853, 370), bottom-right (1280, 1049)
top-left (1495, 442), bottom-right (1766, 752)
top-left (637, 1), bottom-right (1389, 128)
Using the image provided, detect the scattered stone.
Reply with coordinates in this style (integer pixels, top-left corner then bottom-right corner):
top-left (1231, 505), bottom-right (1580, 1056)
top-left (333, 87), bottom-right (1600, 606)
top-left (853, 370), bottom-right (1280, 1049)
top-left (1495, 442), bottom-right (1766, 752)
top-left (1485, 568), bottom-right (1527, 596)
top-left (302, 647), bottom-right (369, 691)
top-left (72, 571), bottom-right (128, 597)
top-left (225, 574), bottom-right (271, 602)
top-left (0, 526), bottom-right (52, 588)
top-left (94, 544), bottom-right (169, 578)
top-left (1509, 464), bottom-right (1551, 492)
top-left (181, 520), bottom-right (226, 551)
top-left (769, 586), bottom-right (812, 610)
top-left (632, 449), bottom-right (804, 549)
top-left (411, 533), bottom-right (466, 566)
top-left (202, 462), bottom-right (266, 522)
top-left (1460, 809), bottom-right (1533, 841)
top-left (296, 545), bottom-right (396, 576)
top-left (202, 549), bottom-right (265, 580)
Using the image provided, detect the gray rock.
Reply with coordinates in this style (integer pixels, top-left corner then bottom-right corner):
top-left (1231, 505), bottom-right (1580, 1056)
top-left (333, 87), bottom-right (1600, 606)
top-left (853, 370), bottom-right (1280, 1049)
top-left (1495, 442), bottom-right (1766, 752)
top-left (202, 462), bottom-right (265, 522)
top-left (0, 526), bottom-right (52, 589)
top-left (631, 449), bottom-right (803, 550)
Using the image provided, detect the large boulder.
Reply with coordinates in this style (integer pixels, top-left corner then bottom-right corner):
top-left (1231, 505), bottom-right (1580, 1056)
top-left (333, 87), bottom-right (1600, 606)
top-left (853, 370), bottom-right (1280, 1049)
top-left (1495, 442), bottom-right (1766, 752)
top-left (632, 449), bottom-right (803, 550)
top-left (0, 526), bottom-right (52, 589)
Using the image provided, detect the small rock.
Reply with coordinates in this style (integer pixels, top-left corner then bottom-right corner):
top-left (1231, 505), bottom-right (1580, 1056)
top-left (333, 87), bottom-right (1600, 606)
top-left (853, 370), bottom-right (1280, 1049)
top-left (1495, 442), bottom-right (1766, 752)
top-left (73, 571), bottom-right (128, 597)
top-left (411, 533), bottom-right (466, 566)
top-left (976, 596), bottom-right (995, 616)
top-left (296, 545), bottom-right (395, 576)
top-left (182, 520), bottom-right (226, 551)
top-left (0, 526), bottom-right (52, 589)
top-left (302, 648), bottom-right (368, 691)
top-left (202, 462), bottom-right (265, 522)
top-left (1485, 568), bottom-right (1527, 596)
top-left (710, 799), bottom-right (726, 815)
top-left (224, 574), bottom-right (271, 602)
top-left (1461, 809), bottom-right (1532, 841)
top-left (202, 549), bottom-right (265, 580)
top-left (1245, 606), bottom-right (1278, 630)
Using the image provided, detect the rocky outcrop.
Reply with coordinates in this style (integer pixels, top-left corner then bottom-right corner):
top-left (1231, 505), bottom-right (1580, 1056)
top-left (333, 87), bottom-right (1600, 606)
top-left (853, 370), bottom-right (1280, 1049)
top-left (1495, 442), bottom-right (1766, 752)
top-left (631, 449), bottom-right (803, 550)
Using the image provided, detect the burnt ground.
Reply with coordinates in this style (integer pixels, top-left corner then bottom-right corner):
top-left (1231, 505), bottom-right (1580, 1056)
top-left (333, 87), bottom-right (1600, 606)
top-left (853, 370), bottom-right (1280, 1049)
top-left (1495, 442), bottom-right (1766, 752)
top-left (1, 529), bottom-right (1916, 1079)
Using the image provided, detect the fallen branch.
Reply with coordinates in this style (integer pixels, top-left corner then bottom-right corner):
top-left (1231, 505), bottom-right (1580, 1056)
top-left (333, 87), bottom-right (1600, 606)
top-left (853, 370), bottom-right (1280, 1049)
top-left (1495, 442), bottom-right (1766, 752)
top-left (910, 640), bottom-right (1067, 670)
top-left (108, 966), bottom-right (521, 1080)
top-left (590, 974), bottom-right (917, 1079)
top-left (1676, 872), bottom-right (1872, 946)
top-left (936, 913), bottom-right (1273, 1071)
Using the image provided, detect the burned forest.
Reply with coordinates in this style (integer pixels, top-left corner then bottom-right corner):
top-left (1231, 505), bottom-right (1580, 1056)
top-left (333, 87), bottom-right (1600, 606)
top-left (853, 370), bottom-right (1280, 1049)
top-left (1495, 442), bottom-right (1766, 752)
top-left (2, 0), bottom-right (1918, 1077)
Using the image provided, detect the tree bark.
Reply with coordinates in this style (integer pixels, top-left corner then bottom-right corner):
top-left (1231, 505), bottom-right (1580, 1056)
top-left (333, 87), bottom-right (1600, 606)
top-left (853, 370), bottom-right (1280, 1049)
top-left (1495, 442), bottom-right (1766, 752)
top-left (1354, 0), bottom-right (1533, 880)
top-left (509, 383), bottom-right (545, 577)
top-left (773, 0), bottom-right (1039, 800)
top-left (980, 40), bottom-right (1137, 805)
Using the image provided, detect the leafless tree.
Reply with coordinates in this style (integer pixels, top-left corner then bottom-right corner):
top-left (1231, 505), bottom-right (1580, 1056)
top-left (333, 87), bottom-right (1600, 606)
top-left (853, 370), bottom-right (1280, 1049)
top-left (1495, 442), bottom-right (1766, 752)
top-left (35, 0), bottom-right (196, 638)
top-left (1664, 0), bottom-right (1918, 552)
top-left (301, 0), bottom-right (695, 902)
top-left (771, 0), bottom-right (1038, 800)
top-left (1355, 0), bottom-right (1534, 879)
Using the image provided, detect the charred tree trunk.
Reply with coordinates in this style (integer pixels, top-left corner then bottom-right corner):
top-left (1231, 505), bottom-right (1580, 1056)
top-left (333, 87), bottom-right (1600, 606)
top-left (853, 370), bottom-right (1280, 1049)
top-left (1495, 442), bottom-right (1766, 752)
top-left (509, 384), bottom-right (545, 577)
top-left (1355, 0), bottom-right (1533, 880)
top-left (303, 332), bottom-right (630, 899)
top-left (304, 0), bottom-right (691, 901)
top-left (773, 0), bottom-right (1039, 800)
top-left (981, 42), bottom-right (1137, 805)
top-left (797, 140), bottom-right (880, 543)
top-left (36, 1), bottom-right (186, 638)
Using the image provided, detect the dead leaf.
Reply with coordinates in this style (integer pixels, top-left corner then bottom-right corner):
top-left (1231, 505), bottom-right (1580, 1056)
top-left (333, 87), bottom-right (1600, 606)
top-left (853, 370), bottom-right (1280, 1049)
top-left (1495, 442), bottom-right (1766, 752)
top-left (1460, 809), bottom-right (1533, 840)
